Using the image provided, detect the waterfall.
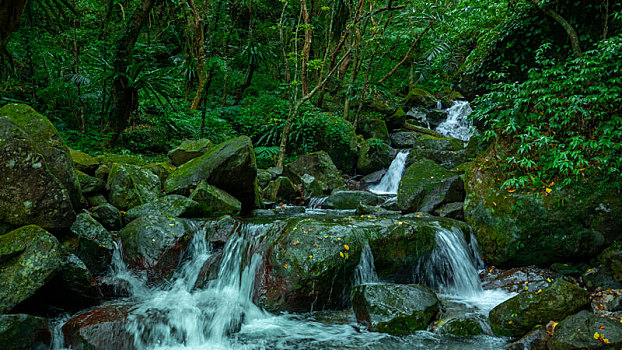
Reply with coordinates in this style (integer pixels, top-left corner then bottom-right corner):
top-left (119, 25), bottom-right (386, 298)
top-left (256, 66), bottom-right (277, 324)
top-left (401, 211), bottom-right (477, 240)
top-left (354, 245), bottom-right (379, 285)
top-left (435, 100), bottom-right (474, 141)
top-left (368, 150), bottom-right (410, 195)
top-left (307, 196), bottom-right (328, 209)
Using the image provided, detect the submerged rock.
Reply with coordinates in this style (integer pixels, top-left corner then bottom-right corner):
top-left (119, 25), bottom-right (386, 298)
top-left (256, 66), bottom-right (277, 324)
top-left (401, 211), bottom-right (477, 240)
top-left (0, 314), bottom-right (51, 350)
top-left (351, 283), bottom-right (439, 335)
top-left (107, 163), bottom-right (160, 211)
top-left (549, 310), bottom-right (622, 350)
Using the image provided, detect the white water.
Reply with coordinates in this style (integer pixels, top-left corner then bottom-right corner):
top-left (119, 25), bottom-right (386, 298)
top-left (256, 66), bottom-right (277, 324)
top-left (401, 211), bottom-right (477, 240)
top-left (435, 101), bottom-right (474, 141)
top-left (307, 196), bottom-right (328, 209)
top-left (354, 244), bottom-right (379, 285)
top-left (368, 150), bottom-right (410, 195)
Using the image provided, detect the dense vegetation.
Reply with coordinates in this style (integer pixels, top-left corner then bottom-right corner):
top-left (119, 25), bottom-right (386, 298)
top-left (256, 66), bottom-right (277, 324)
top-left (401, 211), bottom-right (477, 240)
top-left (1, 0), bottom-right (621, 188)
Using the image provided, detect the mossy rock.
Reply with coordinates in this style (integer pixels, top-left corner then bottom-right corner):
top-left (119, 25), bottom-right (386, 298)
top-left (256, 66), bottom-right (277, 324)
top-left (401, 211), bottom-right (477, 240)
top-left (357, 139), bottom-right (393, 175)
top-left (489, 280), bottom-right (590, 338)
top-left (549, 310), bottom-right (622, 350)
top-left (390, 131), bottom-right (419, 149)
top-left (167, 139), bottom-right (213, 166)
top-left (397, 159), bottom-right (465, 213)
top-left (351, 283), bottom-right (439, 335)
top-left (322, 191), bottom-right (382, 210)
top-left (62, 304), bottom-right (135, 350)
top-left (357, 114), bottom-right (390, 142)
top-left (257, 169), bottom-right (273, 188)
top-left (69, 149), bottom-right (100, 174)
top-left (283, 151), bottom-right (345, 195)
top-left (437, 315), bottom-right (487, 336)
top-left (76, 170), bottom-right (105, 195)
top-left (188, 182), bottom-right (242, 217)
top-left (405, 88), bottom-right (436, 108)
top-left (0, 314), bottom-right (51, 350)
top-left (67, 213), bottom-right (114, 276)
top-left (165, 136), bottom-right (258, 213)
top-left (143, 162), bottom-right (173, 191)
top-left (95, 153), bottom-right (146, 167)
top-left (124, 194), bottom-right (205, 222)
top-left (0, 225), bottom-right (64, 313)
top-left (263, 176), bottom-right (298, 204)
top-left (90, 203), bottom-right (121, 231)
top-left (106, 163), bottom-right (160, 211)
top-left (385, 107), bottom-right (406, 131)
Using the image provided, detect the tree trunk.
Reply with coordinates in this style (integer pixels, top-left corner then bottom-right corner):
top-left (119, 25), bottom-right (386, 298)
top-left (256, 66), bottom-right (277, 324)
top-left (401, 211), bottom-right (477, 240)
top-left (528, 0), bottom-right (582, 57)
top-left (188, 0), bottom-right (208, 110)
top-left (0, 0), bottom-right (27, 67)
top-left (235, 62), bottom-right (256, 104)
top-left (300, 0), bottom-right (312, 95)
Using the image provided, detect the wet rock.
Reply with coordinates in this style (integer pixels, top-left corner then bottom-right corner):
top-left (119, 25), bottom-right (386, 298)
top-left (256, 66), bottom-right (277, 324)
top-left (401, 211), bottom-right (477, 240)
top-left (357, 139), bottom-right (393, 175)
top-left (434, 202), bottom-right (465, 220)
top-left (107, 163), bottom-right (160, 211)
top-left (202, 215), bottom-right (238, 246)
top-left (117, 215), bottom-right (195, 282)
top-left (355, 203), bottom-right (400, 216)
top-left (68, 213), bottom-right (114, 276)
top-left (263, 177), bottom-right (298, 204)
top-left (549, 310), bottom-right (622, 350)
top-left (283, 151), bottom-right (345, 195)
top-left (436, 315), bottom-right (487, 336)
top-left (357, 114), bottom-right (389, 142)
top-left (143, 162), bottom-right (172, 191)
top-left (90, 203), bottom-right (122, 231)
top-left (165, 136), bottom-right (258, 213)
top-left (397, 159), bottom-right (465, 213)
top-left (69, 149), bottom-right (100, 174)
top-left (482, 266), bottom-right (562, 294)
top-left (86, 194), bottom-right (108, 207)
top-left (76, 170), bottom-right (105, 195)
top-left (550, 262), bottom-right (589, 276)
top-left (167, 139), bottom-right (213, 166)
top-left (125, 194), bottom-right (204, 222)
top-left (506, 326), bottom-right (550, 350)
top-left (351, 283), bottom-right (439, 335)
top-left (0, 225), bottom-right (64, 313)
top-left (406, 134), bottom-right (468, 170)
top-left (0, 314), bottom-right (51, 350)
top-left (360, 169), bottom-right (386, 187)
top-left (300, 174), bottom-right (324, 198)
top-left (323, 191), bottom-right (382, 210)
top-left (426, 109), bottom-right (447, 128)
top-left (189, 182), bottom-right (242, 217)
top-left (489, 280), bottom-right (590, 338)
top-left (385, 107), bottom-right (406, 131)
top-left (582, 267), bottom-right (622, 291)
top-left (0, 104), bottom-right (82, 231)
top-left (257, 169), bottom-right (272, 188)
top-left (62, 304), bottom-right (135, 350)
top-left (405, 88), bottom-right (436, 109)
top-left (390, 131), bottom-right (419, 149)
top-left (194, 251), bottom-right (223, 289)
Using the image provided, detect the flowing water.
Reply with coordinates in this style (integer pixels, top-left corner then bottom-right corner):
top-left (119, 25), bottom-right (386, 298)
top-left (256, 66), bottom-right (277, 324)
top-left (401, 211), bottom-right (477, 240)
top-left (435, 100), bottom-right (474, 141)
top-left (368, 150), bottom-right (410, 195)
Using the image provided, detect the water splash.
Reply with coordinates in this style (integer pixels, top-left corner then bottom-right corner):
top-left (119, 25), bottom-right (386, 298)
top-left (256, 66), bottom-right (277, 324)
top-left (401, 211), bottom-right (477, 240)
top-left (368, 150), bottom-right (410, 195)
top-left (354, 244), bottom-right (379, 285)
top-left (435, 101), bottom-right (474, 141)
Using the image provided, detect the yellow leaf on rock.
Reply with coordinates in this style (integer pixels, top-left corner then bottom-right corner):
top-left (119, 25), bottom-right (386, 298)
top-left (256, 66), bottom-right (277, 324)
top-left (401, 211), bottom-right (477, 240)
top-left (546, 188), bottom-right (553, 194)
top-left (344, 245), bottom-right (350, 251)
top-left (339, 252), bottom-right (344, 258)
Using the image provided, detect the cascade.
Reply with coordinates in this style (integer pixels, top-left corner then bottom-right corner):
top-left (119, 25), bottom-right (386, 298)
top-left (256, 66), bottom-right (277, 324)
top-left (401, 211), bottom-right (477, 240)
top-left (368, 150), bottom-right (410, 195)
top-left (354, 244), bottom-right (379, 285)
top-left (435, 100), bottom-right (474, 141)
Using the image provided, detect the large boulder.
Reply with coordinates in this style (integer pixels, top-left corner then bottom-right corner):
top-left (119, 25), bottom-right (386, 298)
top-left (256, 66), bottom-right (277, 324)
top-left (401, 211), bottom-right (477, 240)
top-left (67, 213), bottom-right (114, 276)
top-left (76, 170), bottom-right (105, 195)
top-left (106, 163), bottom-right (160, 211)
top-left (262, 177), bottom-right (298, 204)
top-left (0, 225), bottom-right (64, 313)
top-left (351, 283), bottom-right (439, 335)
top-left (124, 194), bottom-right (205, 222)
top-left (62, 304), bottom-right (135, 350)
top-left (0, 104), bottom-right (82, 231)
top-left (385, 107), bottom-right (406, 131)
top-left (357, 114), bottom-right (390, 142)
top-left (188, 182), bottom-right (242, 217)
top-left (357, 139), bottom-right (393, 175)
top-left (165, 136), bottom-right (258, 212)
top-left (0, 314), bottom-right (51, 350)
top-left (489, 280), bottom-right (590, 338)
top-left (406, 134), bottom-right (468, 170)
top-left (117, 215), bottom-right (195, 282)
top-left (283, 151), bottom-right (345, 195)
top-left (464, 145), bottom-right (622, 267)
top-left (549, 310), bottom-right (622, 350)
top-left (90, 203), bottom-right (122, 231)
top-left (322, 191), bottom-right (382, 210)
top-left (397, 159), bottom-right (465, 213)
top-left (405, 88), bottom-right (436, 108)
top-left (167, 139), bottom-right (213, 166)
top-left (390, 131), bottom-right (419, 149)
top-left (69, 149), bottom-right (100, 174)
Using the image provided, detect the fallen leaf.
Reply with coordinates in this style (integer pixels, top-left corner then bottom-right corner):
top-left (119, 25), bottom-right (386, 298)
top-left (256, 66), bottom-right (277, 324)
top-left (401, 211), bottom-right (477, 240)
top-left (344, 244), bottom-right (350, 251)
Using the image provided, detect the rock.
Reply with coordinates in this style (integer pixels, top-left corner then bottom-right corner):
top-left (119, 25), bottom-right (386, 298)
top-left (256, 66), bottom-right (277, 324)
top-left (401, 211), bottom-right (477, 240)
top-left (76, 170), bottom-right (105, 195)
top-left (550, 262), bottom-right (589, 276)
top-left (90, 203), bottom-right (122, 231)
top-left (107, 163), bottom-right (160, 211)
top-left (95, 154), bottom-right (145, 167)
top-left (489, 280), bottom-right (590, 338)
top-left (266, 166), bottom-right (283, 179)
top-left (360, 169), bottom-right (386, 187)
top-left (257, 169), bottom-right (272, 188)
top-left (300, 174), bottom-right (324, 198)
top-left (405, 88), bottom-right (436, 108)
top-left (464, 144), bottom-right (622, 267)
top-left (283, 151), bottom-right (345, 195)
top-left (450, 161), bottom-right (474, 175)
top-left (189, 182), bottom-right (242, 217)
top-left (397, 159), bottom-right (465, 213)
top-left (598, 246), bottom-right (622, 282)
top-left (355, 203), bottom-right (400, 216)
top-left (434, 202), bottom-right (465, 221)
top-left (385, 107), bottom-right (406, 131)
top-left (582, 266), bottom-right (622, 291)
top-left (323, 191), bottom-right (382, 210)
top-left (549, 310), bottom-right (622, 350)
top-left (482, 266), bottom-right (563, 294)
top-left (0, 104), bottom-right (82, 231)
top-left (167, 139), bottom-right (213, 166)
top-left (351, 283), bottom-right (439, 335)
top-left (506, 326), bottom-right (550, 350)
top-left (356, 114), bottom-right (390, 143)
top-left (263, 177), bottom-right (298, 204)
top-left (202, 215), bottom-right (238, 246)
top-left (68, 213), bottom-right (114, 276)
top-left (124, 194), bottom-right (204, 222)
top-left (117, 215), bottom-right (195, 282)
top-left (403, 122), bottom-right (444, 137)
top-left (164, 136), bottom-right (258, 213)
top-left (390, 131), bottom-right (419, 149)
top-left (0, 225), bottom-right (64, 313)
top-left (69, 149), bottom-right (100, 174)
top-left (193, 251), bottom-right (223, 289)
top-left (0, 314), bottom-right (51, 350)
top-left (62, 304), bottom-right (135, 350)
top-left (357, 139), bottom-right (393, 175)
top-left (86, 194), bottom-right (108, 207)
top-left (436, 315), bottom-right (487, 336)
top-left (406, 134), bottom-right (467, 170)
top-left (94, 164), bottom-right (110, 181)
top-left (143, 162), bottom-right (172, 191)
top-left (426, 109), bottom-right (447, 128)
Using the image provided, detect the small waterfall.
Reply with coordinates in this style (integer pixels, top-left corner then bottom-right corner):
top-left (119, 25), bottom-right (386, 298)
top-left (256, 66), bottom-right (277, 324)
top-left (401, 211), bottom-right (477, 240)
top-left (414, 226), bottom-right (483, 296)
top-left (307, 196), bottom-right (328, 209)
top-left (436, 100), bottom-right (443, 110)
top-left (354, 245), bottom-right (379, 285)
top-left (435, 101), bottom-right (474, 141)
top-left (368, 150), bottom-right (410, 195)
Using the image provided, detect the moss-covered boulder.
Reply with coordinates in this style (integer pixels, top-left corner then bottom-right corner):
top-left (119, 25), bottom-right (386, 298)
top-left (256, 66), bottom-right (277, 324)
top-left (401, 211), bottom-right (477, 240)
top-left (95, 153), bottom-right (146, 167)
top-left (283, 151), bottom-right (345, 195)
top-left (257, 169), bottom-right (273, 188)
top-left (62, 304), bottom-right (135, 350)
top-left (263, 176), bottom-right (298, 204)
top-left (357, 114), bottom-right (390, 142)
top-left (117, 215), bottom-right (195, 282)
top-left (385, 107), bottom-right (406, 131)
top-left (86, 194), bottom-right (107, 207)
top-left (405, 88), bottom-right (436, 108)
top-left (189, 182), bottom-right (242, 217)
top-left (357, 139), bottom-right (393, 175)
top-left (0, 104), bottom-right (82, 231)
top-left (0, 314), bottom-right (51, 350)
top-left (143, 162), bottom-right (173, 191)
top-left (489, 280), bottom-right (590, 338)
top-left (67, 213), bottom-right (114, 276)
top-left (464, 146), bottom-right (622, 267)
top-left (124, 194), bottom-right (204, 222)
top-left (107, 163), bottom-right (160, 211)
top-left (76, 170), bottom-right (105, 195)
top-left (397, 159), bottom-right (465, 213)
top-left (390, 131), bottom-right (419, 149)
top-left (90, 203), bottom-right (122, 231)
top-left (507, 327), bottom-right (550, 350)
top-left (69, 149), bottom-right (100, 174)
top-left (0, 225), bottom-right (64, 313)
top-left (322, 191), bottom-right (382, 210)
top-left (549, 310), bottom-right (622, 350)
top-left (436, 315), bottom-right (487, 336)
top-left (165, 136), bottom-right (258, 213)
top-left (351, 283), bottom-right (439, 335)
top-left (167, 139), bottom-right (213, 166)
top-left (406, 134), bottom-right (468, 170)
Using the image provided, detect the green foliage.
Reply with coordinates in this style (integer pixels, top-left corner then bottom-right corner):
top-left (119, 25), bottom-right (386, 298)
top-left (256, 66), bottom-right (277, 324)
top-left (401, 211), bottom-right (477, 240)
top-left (473, 36), bottom-right (622, 191)
top-left (255, 146), bottom-right (280, 169)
